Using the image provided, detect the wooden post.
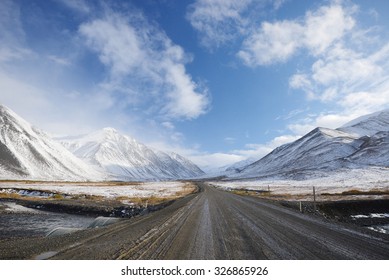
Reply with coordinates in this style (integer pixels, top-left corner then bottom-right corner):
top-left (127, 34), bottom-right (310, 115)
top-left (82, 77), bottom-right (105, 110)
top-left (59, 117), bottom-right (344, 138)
top-left (313, 186), bottom-right (317, 212)
top-left (299, 201), bottom-right (302, 213)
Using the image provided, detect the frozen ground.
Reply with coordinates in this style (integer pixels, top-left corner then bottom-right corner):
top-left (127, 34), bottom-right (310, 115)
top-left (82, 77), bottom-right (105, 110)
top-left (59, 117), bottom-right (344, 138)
top-left (0, 181), bottom-right (193, 200)
top-left (210, 167), bottom-right (389, 201)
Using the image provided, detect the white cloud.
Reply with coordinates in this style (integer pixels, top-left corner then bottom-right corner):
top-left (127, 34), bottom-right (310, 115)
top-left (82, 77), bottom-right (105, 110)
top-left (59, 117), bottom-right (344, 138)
top-left (187, 0), bottom-right (252, 48)
top-left (56, 0), bottom-right (91, 14)
top-left (286, 111), bottom-right (365, 136)
top-left (238, 20), bottom-right (304, 65)
top-left (187, 0), bottom-right (289, 50)
top-left (48, 55), bottom-right (71, 66)
top-left (79, 11), bottom-right (209, 120)
top-left (339, 88), bottom-right (389, 114)
top-left (238, 2), bottom-right (355, 66)
top-left (315, 113), bottom-right (357, 128)
top-left (303, 4), bottom-right (355, 55)
top-left (311, 47), bottom-right (381, 87)
top-left (290, 38), bottom-right (389, 112)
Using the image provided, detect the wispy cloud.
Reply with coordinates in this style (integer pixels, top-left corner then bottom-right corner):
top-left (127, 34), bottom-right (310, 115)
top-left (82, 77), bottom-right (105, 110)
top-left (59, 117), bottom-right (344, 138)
top-left (0, 0), bottom-right (32, 63)
top-left (79, 9), bottom-right (209, 120)
top-left (187, 0), bottom-right (287, 50)
top-left (47, 55), bottom-right (72, 66)
top-left (55, 0), bottom-right (91, 14)
top-left (187, 0), bottom-right (252, 49)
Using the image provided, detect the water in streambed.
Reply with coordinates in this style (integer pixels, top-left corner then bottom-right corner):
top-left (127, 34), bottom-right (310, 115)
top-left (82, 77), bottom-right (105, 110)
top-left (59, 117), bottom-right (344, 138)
top-left (0, 202), bottom-right (96, 238)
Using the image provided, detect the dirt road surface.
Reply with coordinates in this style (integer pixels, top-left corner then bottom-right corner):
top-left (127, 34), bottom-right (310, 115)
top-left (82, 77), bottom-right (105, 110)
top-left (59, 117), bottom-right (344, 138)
top-left (1, 183), bottom-right (389, 259)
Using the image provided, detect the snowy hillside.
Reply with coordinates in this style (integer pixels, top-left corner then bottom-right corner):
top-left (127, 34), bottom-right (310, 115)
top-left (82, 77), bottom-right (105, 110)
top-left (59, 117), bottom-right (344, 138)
top-left (346, 131), bottom-right (389, 167)
top-left (60, 128), bottom-right (204, 181)
top-left (338, 109), bottom-right (389, 136)
top-left (0, 105), bottom-right (103, 181)
top-left (234, 127), bottom-right (364, 179)
top-left (231, 109), bottom-right (389, 180)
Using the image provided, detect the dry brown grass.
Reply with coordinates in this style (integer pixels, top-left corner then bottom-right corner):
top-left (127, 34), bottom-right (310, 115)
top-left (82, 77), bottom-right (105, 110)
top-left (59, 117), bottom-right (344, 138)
top-left (0, 192), bottom-right (22, 199)
top-left (118, 182), bottom-right (197, 206)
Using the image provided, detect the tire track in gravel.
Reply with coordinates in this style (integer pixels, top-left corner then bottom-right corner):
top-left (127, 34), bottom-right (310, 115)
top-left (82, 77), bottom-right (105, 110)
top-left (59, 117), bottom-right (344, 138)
top-left (3, 182), bottom-right (389, 259)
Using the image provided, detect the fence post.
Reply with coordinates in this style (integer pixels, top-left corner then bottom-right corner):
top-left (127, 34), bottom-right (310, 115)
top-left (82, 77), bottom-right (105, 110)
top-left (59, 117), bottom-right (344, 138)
top-left (313, 186), bottom-right (317, 212)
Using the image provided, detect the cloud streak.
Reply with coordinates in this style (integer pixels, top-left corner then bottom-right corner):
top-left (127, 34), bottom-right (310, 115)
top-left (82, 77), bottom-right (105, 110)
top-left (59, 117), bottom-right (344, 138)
top-left (79, 9), bottom-right (209, 120)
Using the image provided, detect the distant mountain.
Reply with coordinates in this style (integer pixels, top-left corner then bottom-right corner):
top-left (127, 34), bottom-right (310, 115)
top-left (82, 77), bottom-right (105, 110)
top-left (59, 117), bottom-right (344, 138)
top-left (0, 105), bottom-right (103, 181)
top-left (231, 109), bottom-right (389, 180)
top-left (60, 128), bottom-right (205, 181)
top-left (225, 156), bottom-right (261, 173)
top-left (234, 127), bottom-right (364, 179)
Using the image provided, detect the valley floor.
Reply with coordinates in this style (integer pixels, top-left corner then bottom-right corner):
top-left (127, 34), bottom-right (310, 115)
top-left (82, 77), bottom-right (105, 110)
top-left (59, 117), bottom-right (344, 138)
top-left (0, 182), bottom-right (389, 259)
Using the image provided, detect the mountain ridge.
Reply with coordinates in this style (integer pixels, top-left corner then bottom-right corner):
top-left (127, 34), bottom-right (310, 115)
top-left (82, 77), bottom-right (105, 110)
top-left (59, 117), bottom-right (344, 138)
top-left (60, 127), bottom-right (205, 181)
top-left (0, 105), bottom-right (104, 181)
top-left (230, 109), bottom-right (389, 180)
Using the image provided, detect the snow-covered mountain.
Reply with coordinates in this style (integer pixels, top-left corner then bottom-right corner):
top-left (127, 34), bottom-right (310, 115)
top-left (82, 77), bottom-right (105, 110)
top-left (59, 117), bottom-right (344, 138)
top-left (60, 128), bottom-right (204, 181)
top-left (0, 105), bottom-right (103, 181)
top-left (231, 109), bottom-right (389, 180)
top-left (338, 109), bottom-right (389, 137)
top-left (345, 131), bottom-right (389, 167)
top-left (234, 127), bottom-right (364, 179)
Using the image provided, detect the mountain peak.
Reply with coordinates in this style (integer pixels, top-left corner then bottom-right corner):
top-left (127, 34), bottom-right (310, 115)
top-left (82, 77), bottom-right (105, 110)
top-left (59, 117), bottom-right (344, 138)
top-left (60, 128), bottom-right (204, 180)
top-left (338, 109), bottom-right (389, 136)
top-left (102, 127), bottom-right (118, 134)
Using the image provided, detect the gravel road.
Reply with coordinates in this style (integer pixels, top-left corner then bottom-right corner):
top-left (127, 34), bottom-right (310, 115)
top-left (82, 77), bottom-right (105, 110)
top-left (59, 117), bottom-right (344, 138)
top-left (1, 183), bottom-right (389, 259)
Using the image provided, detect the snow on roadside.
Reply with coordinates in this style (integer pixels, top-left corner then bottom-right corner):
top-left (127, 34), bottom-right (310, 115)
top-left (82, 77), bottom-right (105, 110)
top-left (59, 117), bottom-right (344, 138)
top-left (0, 181), bottom-right (190, 199)
top-left (210, 167), bottom-right (389, 198)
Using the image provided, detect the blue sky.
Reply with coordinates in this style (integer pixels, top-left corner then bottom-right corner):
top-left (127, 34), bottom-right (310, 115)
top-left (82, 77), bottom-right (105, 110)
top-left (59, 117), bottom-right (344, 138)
top-left (1, 0), bottom-right (389, 169)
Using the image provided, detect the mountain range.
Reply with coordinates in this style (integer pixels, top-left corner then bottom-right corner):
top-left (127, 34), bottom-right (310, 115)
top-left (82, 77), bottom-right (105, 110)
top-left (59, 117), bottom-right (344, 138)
top-left (59, 128), bottom-right (204, 181)
top-left (0, 105), bottom-right (204, 181)
top-left (1, 103), bottom-right (388, 181)
top-left (230, 109), bottom-right (389, 180)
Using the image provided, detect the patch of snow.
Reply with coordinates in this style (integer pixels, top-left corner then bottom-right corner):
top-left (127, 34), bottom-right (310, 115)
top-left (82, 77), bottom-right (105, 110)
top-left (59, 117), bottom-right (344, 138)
top-left (0, 181), bottom-right (190, 199)
top-left (352, 213), bottom-right (389, 219)
top-left (0, 202), bottom-right (41, 213)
